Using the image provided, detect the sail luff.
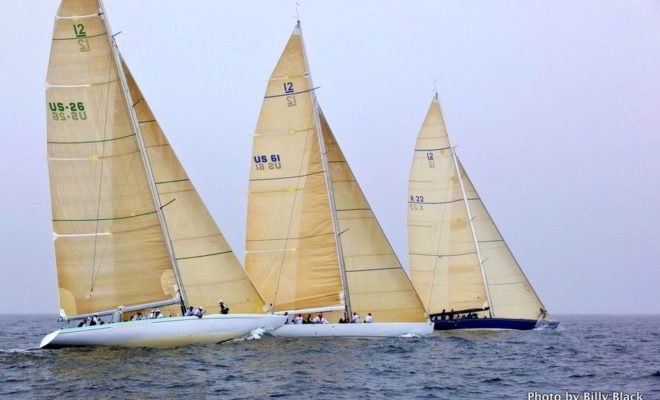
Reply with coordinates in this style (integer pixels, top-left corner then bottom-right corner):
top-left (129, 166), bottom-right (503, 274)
top-left (98, 0), bottom-right (187, 311)
top-left (297, 21), bottom-right (352, 319)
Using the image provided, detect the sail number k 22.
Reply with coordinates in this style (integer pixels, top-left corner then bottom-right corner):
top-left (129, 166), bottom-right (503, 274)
top-left (49, 102), bottom-right (87, 121)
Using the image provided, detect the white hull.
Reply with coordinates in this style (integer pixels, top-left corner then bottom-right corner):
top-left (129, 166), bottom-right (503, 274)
top-left (273, 322), bottom-right (434, 337)
top-left (40, 314), bottom-right (286, 349)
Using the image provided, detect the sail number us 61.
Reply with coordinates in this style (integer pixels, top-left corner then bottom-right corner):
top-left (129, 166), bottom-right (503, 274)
top-left (254, 154), bottom-right (282, 170)
top-left (49, 101), bottom-right (87, 121)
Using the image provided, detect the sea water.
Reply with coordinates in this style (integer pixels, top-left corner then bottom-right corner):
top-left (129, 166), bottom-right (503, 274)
top-left (0, 315), bottom-right (658, 399)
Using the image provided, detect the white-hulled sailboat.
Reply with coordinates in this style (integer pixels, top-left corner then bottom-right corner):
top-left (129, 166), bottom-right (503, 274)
top-left (41, 0), bottom-right (284, 348)
top-left (244, 22), bottom-right (433, 337)
top-left (407, 93), bottom-right (558, 330)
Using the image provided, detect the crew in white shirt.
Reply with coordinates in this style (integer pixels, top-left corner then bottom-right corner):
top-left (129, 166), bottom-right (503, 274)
top-left (364, 313), bottom-right (373, 323)
top-left (294, 314), bottom-right (303, 325)
top-left (351, 312), bottom-right (360, 323)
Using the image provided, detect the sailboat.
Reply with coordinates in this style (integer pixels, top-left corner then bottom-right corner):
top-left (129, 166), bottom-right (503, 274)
top-left (244, 22), bottom-right (433, 337)
top-left (407, 94), bottom-right (558, 330)
top-left (41, 0), bottom-right (284, 348)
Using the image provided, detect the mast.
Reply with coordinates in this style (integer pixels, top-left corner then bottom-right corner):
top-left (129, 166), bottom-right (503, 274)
top-left (98, 0), bottom-right (188, 313)
top-left (297, 21), bottom-right (352, 319)
top-left (441, 93), bottom-right (494, 317)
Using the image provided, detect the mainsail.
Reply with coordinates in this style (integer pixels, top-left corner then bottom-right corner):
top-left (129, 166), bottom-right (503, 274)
top-left (407, 96), bottom-right (547, 320)
top-left (47, 0), bottom-right (263, 318)
top-left (246, 24), bottom-right (427, 322)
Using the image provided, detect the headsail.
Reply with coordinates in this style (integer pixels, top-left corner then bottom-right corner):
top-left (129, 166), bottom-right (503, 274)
top-left (459, 162), bottom-right (546, 319)
top-left (246, 24), bottom-right (427, 322)
top-left (321, 113), bottom-right (427, 322)
top-left (122, 61), bottom-right (265, 314)
top-left (47, 1), bottom-right (176, 317)
top-left (408, 96), bottom-right (547, 320)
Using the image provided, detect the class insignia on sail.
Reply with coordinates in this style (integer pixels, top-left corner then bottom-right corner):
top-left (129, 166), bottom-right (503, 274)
top-left (407, 93), bottom-right (558, 330)
top-left (41, 0), bottom-right (284, 349)
top-left (244, 22), bottom-right (433, 338)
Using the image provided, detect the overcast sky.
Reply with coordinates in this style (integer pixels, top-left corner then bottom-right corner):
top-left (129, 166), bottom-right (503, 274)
top-left (1, 1), bottom-right (658, 314)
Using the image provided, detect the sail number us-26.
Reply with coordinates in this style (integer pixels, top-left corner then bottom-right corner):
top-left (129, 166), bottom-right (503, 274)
top-left (49, 101), bottom-right (87, 121)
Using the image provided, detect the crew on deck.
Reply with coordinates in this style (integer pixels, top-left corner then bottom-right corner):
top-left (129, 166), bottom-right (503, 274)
top-left (351, 312), bottom-right (360, 323)
top-left (112, 307), bottom-right (123, 323)
top-left (218, 300), bottom-right (229, 315)
top-left (193, 307), bottom-right (204, 318)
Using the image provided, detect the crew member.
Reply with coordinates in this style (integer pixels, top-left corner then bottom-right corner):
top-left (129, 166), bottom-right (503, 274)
top-left (219, 300), bottom-right (229, 315)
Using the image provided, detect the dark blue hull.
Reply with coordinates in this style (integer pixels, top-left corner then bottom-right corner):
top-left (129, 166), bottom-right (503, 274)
top-left (433, 318), bottom-right (558, 330)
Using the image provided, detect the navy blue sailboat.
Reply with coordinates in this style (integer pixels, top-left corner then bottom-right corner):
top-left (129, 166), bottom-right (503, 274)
top-left (407, 94), bottom-right (557, 330)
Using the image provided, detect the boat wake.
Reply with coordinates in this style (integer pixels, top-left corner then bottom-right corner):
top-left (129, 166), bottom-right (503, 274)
top-left (232, 327), bottom-right (268, 342)
top-left (399, 333), bottom-right (421, 338)
top-left (534, 321), bottom-right (561, 331)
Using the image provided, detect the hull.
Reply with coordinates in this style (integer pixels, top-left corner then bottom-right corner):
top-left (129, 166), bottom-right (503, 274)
top-left (273, 322), bottom-right (434, 337)
top-left (40, 314), bottom-right (286, 349)
top-left (433, 318), bottom-right (559, 331)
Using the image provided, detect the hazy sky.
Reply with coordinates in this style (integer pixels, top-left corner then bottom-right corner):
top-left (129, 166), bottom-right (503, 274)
top-left (1, 1), bottom-right (658, 314)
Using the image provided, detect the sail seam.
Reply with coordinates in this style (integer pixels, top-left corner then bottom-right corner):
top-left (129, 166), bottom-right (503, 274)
top-left (53, 209), bottom-right (157, 222)
top-left (246, 231), bottom-right (334, 242)
top-left (408, 197), bottom-right (479, 205)
top-left (55, 13), bottom-right (101, 20)
top-left (415, 147), bottom-right (451, 152)
top-left (253, 127), bottom-right (314, 136)
top-left (336, 208), bottom-right (371, 212)
top-left (46, 79), bottom-right (119, 88)
top-left (249, 170), bottom-right (324, 182)
top-left (52, 32), bottom-right (108, 41)
top-left (264, 86), bottom-right (319, 99)
top-left (155, 178), bottom-right (190, 185)
top-left (410, 251), bottom-right (478, 257)
top-left (176, 250), bottom-right (232, 261)
top-left (487, 280), bottom-right (529, 286)
top-left (48, 133), bottom-right (135, 145)
top-left (138, 119), bottom-right (156, 124)
top-left (346, 267), bottom-right (400, 273)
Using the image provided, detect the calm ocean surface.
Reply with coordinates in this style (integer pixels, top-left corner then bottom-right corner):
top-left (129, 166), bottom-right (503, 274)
top-left (0, 314), bottom-right (658, 399)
